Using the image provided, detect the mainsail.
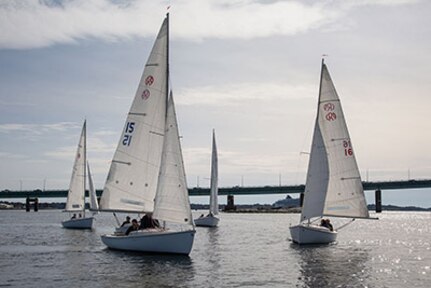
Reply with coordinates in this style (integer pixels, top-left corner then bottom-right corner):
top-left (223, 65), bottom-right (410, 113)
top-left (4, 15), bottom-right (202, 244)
top-left (153, 93), bottom-right (193, 225)
top-left (209, 130), bottom-right (219, 215)
top-left (65, 121), bottom-right (86, 212)
top-left (301, 60), bottom-right (369, 221)
top-left (99, 18), bottom-right (168, 213)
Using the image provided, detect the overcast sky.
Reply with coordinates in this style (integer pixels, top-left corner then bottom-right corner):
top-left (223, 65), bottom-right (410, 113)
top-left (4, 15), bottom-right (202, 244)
top-left (1, 0), bottom-right (430, 206)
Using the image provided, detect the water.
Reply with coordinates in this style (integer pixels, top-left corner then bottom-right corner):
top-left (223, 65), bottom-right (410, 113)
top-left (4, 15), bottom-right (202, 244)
top-left (0, 210), bottom-right (429, 287)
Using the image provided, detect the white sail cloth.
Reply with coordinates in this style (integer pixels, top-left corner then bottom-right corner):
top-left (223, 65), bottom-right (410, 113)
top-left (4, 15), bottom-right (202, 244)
top-left (300, 62), bottom-right (369, 222)
top-left (65, 121), bottom-right (86, 212)
top-left (209, 130), bottom-right (219, 215)
top-left (99, 18), bottom-right (168, 213)
top-left (153, 94), bottom-right (193, 226)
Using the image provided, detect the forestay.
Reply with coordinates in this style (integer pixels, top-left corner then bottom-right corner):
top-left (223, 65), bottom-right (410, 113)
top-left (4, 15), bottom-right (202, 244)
top-left (153, 94), bottom-right (193, 226)
top-left (99, 18), bottom-right (168, 213)
top-left (300, 61), bottom-right (369, 221)
top-left (65, 121), bottom-right (86, 212)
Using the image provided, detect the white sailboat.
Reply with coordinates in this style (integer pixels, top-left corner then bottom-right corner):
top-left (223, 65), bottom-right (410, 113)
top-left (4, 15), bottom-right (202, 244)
top-left (289, 59), bottom-right (375, 245)
top-left (62, 120), bottom-right (94, 229)
top-left (99, 14), bottom-right (195, 255)
top-left (195, 130), bottom-right (220, 227)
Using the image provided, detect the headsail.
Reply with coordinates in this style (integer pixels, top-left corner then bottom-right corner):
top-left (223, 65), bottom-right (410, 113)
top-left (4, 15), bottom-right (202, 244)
top-left (99, 16), bottom-right (169, 213)
top-left (209, 130), bottom-right (219, 215)
top-left (301, 60), bottom-right (369, 221)
top-left (153, 93), bottom-right (193, 226)
top-left (87, 161), bottom-right (99, 212)
top-left (65, 121), bottom-right (86, 212)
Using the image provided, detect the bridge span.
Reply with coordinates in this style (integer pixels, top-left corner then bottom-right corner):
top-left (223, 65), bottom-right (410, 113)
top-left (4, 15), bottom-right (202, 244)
top-left (1, 179), bottom-right (430, 199)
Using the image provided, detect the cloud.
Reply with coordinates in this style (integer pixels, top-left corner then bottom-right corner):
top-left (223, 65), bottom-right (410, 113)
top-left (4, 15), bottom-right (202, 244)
top-left (0, 152), bottom-right (27, 159)
top-left (1, 0), bottom-right (421, 49)
top-left (176, 82), bottom-right (315, 106)
top-left (0, 0), bottom-right (339, 49)
top-left (0, 122), bottom-right (80, 134)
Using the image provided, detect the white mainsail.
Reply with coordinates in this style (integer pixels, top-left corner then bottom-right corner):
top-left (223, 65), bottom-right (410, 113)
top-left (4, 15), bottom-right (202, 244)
top-left (209, 130), bottom-right (219, 215)
top-left (87, 161), bottom-right (99, 212)
top-left (153, 93), bottom-right (193, 226)
top-left (99, 18), bottom-right (168, 213)
top-left (300, 60), bottom-right (369, 222)
top-left (65, 121), bottom-right (86, 212)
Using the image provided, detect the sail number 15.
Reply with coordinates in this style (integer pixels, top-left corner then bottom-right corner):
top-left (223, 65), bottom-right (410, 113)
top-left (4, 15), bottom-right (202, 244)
top-left (122, 122), bottom-right (135, 146)
top-left (343, 140), bottom-right (353, 156)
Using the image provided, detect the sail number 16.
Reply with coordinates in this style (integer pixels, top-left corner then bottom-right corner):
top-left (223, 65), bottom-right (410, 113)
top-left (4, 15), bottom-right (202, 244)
top-left (343, 140), bottom-right (353, 156)
top-left (122, 122), bottom-right (135, 146)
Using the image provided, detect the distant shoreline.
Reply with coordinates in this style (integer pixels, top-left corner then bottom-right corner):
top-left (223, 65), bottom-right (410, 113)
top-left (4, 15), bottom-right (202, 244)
top-left (1, 201), bottom-right (429, 212)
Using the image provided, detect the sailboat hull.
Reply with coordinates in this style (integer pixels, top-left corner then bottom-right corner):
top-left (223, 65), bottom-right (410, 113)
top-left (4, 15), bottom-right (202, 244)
top-left (289, 224), bottom-right (337, 245)
top-left (194, 215), bottom-right (219, 227)
top-left (101, 229), bottom-right (196, 255)
top-left (62, 217), bottom-right (94, 229)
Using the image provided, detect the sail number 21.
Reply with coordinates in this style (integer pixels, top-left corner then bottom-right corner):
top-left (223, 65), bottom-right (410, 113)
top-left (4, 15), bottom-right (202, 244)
top-left (123, 122), bottom-right (135, 146)
top-left (343, 140), bottom-right (353, 156)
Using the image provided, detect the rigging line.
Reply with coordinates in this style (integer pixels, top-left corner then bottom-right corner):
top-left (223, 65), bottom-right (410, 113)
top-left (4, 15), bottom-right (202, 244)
top-left (335, 218), bottom-right (355, 231)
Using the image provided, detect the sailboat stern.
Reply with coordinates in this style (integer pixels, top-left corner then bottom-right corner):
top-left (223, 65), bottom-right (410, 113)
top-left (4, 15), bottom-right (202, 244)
top-left (101, 229), bottom-right (196, 255)
top-left (61, 216), bottom-right (94, 229)
top-left (194, 215), bottom-right (219, 227)
top-left (289, 223), bottom-right (337, 245)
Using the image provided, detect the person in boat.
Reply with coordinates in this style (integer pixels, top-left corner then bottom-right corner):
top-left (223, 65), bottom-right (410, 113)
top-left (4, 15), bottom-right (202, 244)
top-left (139, 213), bottom-right (160, 229)
top-left (125, 219), bottom-right (139, 235)
top-left (120, 216), bottom-right (131, 227)
top-left (71, 213), bottom-right (76, 219)
top-left (199, 214), bottom-right (204, 218)
top-left (320, 219), bottom-right (334, 231)
top-left (326, 219), bottom-right (334, 231)
top-left (78, 213), bottom-right (82, 218)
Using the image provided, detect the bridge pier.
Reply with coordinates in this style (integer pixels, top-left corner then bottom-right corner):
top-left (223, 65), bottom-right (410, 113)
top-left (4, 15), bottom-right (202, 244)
top-left (26, 197), bottom-right (39, 212)
top-left (224, 195), bottom-right (236, 211)
top-left (375, 189), bottom-right (382, 213)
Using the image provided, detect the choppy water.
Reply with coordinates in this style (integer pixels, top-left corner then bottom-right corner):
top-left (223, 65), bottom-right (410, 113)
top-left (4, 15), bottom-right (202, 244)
top-left (0, 210), bottom-right (429, 287)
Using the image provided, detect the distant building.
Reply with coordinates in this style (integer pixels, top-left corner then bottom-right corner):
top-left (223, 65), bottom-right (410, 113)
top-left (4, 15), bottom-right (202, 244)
top-left (272, 195), bottom-right (300, 208)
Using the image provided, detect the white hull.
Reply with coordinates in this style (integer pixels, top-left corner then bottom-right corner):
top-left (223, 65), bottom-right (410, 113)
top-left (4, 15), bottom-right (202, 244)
top-left (101, 229), bottom-right (196, 255)
top-left (289, 223), bottom-right (337, 245)
top-left (62, 217), bottom-right (94, 229)
top-left (194, 215), bottom-right (219, 227)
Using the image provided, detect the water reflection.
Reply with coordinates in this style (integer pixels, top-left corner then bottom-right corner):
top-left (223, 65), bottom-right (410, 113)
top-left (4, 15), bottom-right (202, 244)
top-left (99, 249), bottom-right (195, 287)
top-left (292, 244), bottom-right (371, 288)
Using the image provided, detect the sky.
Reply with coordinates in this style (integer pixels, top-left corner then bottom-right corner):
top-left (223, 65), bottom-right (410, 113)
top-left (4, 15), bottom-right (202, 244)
top-left (1, 0), bottom-right (431, 206)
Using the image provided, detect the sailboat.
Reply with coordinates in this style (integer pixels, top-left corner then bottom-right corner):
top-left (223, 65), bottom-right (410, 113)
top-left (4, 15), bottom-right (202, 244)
top-left (289, 59), bottom-right (375, 245)
top-left (99, 14), bottom-right (195, 255)
top-left (62, 120), bottom-right (95, 229)
top-left (195, 129), bottom-right (220, 227)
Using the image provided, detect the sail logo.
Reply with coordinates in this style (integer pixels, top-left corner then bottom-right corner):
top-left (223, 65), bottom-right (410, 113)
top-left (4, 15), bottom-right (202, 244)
top-left (142, 89), bottom-right (150, 100)
top-left (325, 112), bottom-right (337, 121)
top-left (323, 102), bottom-right (337, 121)
top-left (323, 103), bottom-right (335, 111)
top-left (145, 75), bottom-right (154, 86)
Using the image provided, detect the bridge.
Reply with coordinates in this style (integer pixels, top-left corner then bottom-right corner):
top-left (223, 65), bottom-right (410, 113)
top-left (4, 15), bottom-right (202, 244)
top-left (1, 179), bottom-right (430, 199)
